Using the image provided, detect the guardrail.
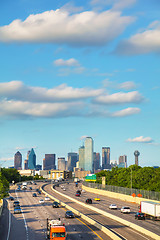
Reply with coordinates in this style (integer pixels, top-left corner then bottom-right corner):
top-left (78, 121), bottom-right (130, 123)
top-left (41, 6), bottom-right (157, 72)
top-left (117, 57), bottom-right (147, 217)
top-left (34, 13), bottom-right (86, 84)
top-left (40, 184), bottom-right (121, 240)
top-left (83, 182), bottom-right (160, 201)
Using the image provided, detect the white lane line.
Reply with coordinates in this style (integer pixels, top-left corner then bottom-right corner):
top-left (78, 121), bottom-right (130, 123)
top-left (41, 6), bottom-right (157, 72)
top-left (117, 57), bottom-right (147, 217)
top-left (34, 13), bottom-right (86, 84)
top-left (7, 200), bottom-right (11, 240)
top-left (15, 190), bottom-right (29, 240)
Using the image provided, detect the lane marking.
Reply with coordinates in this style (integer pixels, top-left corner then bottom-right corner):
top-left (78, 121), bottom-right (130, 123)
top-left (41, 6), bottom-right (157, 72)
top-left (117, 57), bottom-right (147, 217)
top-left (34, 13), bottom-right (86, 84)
top-left (76, 217), bottom-right (103, 240)
top-left (15, 190), bottom-right (29, 240)
top-left (61, 207), bottom-right (103, 240)
top-left (7, 200), bottom-right (11, 240)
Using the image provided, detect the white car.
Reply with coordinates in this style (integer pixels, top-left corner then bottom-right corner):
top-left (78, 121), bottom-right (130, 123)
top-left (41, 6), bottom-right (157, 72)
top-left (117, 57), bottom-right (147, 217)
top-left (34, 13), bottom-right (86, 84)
top-left (39, 199), bottom-right (44, 204)
top-left (109, 204), bottom-right (117, 210)
top-left (82, 189), bottom-right (86, 193)
top-left (45, 196), bottom-right (50, 201)
top-left (63, 188), bottom-right (66, 191)
top-left (121, 206), bottom-right (130, 213)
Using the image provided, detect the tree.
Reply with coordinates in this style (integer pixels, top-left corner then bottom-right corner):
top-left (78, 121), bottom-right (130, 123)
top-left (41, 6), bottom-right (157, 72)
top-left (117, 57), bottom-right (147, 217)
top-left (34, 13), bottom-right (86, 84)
top-left (0, 172), bottom-right (9, 199)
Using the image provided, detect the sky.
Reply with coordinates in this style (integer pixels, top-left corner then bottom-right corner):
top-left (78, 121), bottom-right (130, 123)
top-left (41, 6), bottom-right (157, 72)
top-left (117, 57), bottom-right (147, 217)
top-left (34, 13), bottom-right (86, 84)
top-left (0, 0), bottom-right (160, 168)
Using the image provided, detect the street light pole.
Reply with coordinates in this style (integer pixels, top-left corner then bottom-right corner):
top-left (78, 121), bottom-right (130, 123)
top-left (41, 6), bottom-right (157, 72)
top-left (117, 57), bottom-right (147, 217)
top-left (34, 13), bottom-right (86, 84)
top-left (131, 167), bottom-right (132, 195)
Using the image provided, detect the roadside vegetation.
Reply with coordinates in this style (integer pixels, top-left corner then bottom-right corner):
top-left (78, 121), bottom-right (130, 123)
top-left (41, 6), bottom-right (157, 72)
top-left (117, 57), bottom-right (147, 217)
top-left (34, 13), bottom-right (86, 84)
top-left (96, 165), bottom-right (160, 192)
top-left (0, 168), bottom-right (44, 199)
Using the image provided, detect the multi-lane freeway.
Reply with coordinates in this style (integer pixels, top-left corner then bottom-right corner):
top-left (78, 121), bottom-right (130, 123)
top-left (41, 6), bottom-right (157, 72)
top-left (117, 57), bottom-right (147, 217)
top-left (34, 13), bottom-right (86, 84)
top-left (42, 181), bottom-right (160, 240)
top-left (1, 181), bottom-right (160, 240)
top-left (0, 182), bottom-right (110, 240)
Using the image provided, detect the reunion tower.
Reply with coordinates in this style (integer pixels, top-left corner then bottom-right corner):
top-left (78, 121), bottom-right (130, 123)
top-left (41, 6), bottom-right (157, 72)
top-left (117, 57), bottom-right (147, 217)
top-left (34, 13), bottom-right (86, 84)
top-left (134, 150), bottom-right (140, 166)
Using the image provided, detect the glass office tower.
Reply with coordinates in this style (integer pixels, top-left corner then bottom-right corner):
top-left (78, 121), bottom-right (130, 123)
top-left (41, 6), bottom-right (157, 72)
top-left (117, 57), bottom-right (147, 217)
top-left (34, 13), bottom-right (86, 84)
top-left (84, 137), bottom-right (93, 172)
top-left (28, 148), bottom-right (36, 169)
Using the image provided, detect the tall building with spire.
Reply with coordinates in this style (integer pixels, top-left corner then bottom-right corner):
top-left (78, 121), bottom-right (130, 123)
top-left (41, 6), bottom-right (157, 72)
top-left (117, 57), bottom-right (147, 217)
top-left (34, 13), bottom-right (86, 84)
top-left (28, 148), bottom-right (36, 169)
top-left (14, 151), bottom-right (22, 170)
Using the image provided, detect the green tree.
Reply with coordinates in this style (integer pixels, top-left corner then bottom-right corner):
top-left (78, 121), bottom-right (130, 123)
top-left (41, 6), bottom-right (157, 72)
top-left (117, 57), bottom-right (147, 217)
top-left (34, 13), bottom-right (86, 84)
top-left (0, 172), bottom-right (9, 199)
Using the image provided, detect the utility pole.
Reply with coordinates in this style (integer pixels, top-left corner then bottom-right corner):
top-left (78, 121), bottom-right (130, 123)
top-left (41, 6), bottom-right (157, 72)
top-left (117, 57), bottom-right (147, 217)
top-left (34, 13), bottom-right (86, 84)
top-left (131, 167), bottom-right (132, 195)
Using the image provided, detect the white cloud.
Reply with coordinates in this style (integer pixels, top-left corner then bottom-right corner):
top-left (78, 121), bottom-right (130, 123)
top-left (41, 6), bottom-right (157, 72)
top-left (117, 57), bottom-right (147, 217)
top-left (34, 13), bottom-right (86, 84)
top-left (54, 58), bottom-right (80, 67)
top-left (0, 81), bottom-right (143, 119)
top-left (93, 91), bottom-right (144, 105)
top-left (0, 9), bottom-right (134, 46)
top-left (127, 136), bottom-right (154, 143)
top-left (0, 81), bottom-right (103, 102)
top-left (111, 107), bottom-right (140, 117)
top-left (118, 81), bottom-right (137, 90)
top-left (115, 21), bottom-right (160, 55)
top-left (0, 99), bottom-right (84, 118)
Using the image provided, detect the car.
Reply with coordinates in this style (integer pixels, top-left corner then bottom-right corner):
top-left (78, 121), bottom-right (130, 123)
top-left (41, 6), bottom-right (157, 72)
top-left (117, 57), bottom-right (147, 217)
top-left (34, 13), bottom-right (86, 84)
top-left (81, 189), bottom-right (86, 193)
top-left (29, 187), bottom-right (32, 190)
top-left (34, 182), bottom-right (37, 185)
top-left (16, 187), bottom-right (21, 191)
top-left (45, 196), bottom-right (50, 201)
top-left (52, 201), bottom-right (60, 208)
top-left (37, 190), bottom-right (41, 194)
top-left (9, 196), bottom-right (14, 201)
top-left (14, 206), bottom-right (22, 214)
top-left (32, 193), bottom-right (37, 197)
top-left (36, 188), bottom-right (39, 192)
top-left (86, 198), bottom-right (92, 204)
top-left (75, 192), bottom-right (81, 197)
top-left (121, 206), bottom-right (130, 214)
top-left (109, 204), bottom-right (117, 210)
top-left (63, 188), bottom-right (66, 191)
top-left (94, 197), bottom-right (100, 201)
top-left (135, 212), bottom-right (145, 220)
top-left (39, 199), bottom-right (44, 204)
top-left (13, 200), bottom-right (20, 207)
top-left (65, 210), bottom-right (75, 218)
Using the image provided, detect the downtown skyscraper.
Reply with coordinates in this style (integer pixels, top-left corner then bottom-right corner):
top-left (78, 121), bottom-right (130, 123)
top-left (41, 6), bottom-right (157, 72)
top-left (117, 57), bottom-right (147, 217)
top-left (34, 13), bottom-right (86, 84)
top-left (84, 137), bottom-right (94, 172)
top-left (102, 147), bottom-right (110, 170)
top-left (14, 151), bottom-right (22, 170)
top-left (43, 154), bottom-right (56, 170)
top-left (28, 148), bottom-right (36, 170)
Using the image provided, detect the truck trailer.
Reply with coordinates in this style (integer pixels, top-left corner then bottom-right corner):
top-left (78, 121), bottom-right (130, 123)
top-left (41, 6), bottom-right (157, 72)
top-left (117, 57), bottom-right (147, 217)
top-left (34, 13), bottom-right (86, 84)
top-left (47, 219), bottom-right (66, 240)
top-left (140, 201), bottom-right (160, 220)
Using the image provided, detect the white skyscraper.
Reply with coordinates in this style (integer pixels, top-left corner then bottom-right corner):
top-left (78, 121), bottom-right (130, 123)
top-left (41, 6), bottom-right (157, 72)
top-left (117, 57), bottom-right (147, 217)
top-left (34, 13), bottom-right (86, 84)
top-left (84, 137), bottom-right (93, 172)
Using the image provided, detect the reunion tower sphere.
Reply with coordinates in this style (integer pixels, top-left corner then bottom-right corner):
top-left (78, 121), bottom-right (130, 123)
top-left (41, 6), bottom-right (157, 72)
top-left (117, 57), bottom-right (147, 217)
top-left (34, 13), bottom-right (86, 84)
top-left (134, 150), bottom-right (140, 166)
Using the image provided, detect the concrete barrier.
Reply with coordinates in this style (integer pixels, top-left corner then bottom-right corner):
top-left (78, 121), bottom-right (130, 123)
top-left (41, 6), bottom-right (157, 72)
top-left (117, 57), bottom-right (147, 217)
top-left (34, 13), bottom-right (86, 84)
top-left (40, 185), bottom-right (121, 240)
top-left (0, 199), bottom-right (3, 217)
top-left (82, 185), bottom-right (160, 205)
top-left (49, 186), bottom-right (160, 240)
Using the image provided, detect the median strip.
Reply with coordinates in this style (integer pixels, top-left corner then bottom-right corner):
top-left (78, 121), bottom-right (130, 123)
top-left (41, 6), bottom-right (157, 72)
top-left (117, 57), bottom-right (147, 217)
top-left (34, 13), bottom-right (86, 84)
top-left (40, 185), bottom-right (121, 240)
top-left (49, 185), bottom-right (160, 240)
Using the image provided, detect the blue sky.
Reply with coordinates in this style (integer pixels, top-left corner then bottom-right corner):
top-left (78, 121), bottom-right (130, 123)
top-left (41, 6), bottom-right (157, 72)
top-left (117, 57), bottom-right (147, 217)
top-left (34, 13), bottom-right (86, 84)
top-left (0, 0), bottom-right (160, 168)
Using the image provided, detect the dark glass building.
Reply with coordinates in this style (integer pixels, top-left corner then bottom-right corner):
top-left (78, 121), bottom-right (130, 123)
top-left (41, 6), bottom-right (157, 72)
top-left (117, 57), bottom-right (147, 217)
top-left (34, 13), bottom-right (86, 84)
top-left (102, 147), bottom-right (111, 170)
top-left (14, 151), bottom-right (22, 170)
top-left (43, 154), bottom-right (56, 170)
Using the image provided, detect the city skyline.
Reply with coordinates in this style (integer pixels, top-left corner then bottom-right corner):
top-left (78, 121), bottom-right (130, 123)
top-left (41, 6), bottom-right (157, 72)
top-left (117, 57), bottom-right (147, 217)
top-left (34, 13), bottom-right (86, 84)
top-left (0, 0), bottom-right (160, 168)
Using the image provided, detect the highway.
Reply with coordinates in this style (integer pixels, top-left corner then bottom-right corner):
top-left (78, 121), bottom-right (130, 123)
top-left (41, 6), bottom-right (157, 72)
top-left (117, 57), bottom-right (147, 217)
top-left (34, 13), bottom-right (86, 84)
top-left (1, 182), bottom-right (111, 240)
top-left (43, 181), bottom-right (160, 240)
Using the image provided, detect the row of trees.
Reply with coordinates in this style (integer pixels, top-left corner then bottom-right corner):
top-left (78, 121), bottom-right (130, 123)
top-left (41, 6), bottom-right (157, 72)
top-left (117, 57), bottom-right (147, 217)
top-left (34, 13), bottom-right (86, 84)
top-left (0, 168), bottom-right (44, 199)
top-left (96, 165), bottom-right (160, 192)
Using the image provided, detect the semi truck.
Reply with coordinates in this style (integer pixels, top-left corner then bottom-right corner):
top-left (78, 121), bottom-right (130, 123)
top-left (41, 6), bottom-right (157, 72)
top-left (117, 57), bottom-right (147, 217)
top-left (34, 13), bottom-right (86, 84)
top-left (46, 219), bottom-right (66, 240)
top-left (140, 201), bottom-right (160, 220)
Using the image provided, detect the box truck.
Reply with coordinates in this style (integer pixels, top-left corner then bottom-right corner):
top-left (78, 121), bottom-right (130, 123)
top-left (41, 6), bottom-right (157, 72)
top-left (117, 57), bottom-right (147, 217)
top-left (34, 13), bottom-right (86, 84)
top-left (140, 201), bottom-right (160, 220)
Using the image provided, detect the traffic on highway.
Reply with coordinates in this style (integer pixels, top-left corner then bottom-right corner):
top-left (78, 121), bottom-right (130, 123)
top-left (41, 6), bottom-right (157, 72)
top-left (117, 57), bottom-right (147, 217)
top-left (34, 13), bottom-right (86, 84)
top-left (1, 181), bottom-right (110, 240)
